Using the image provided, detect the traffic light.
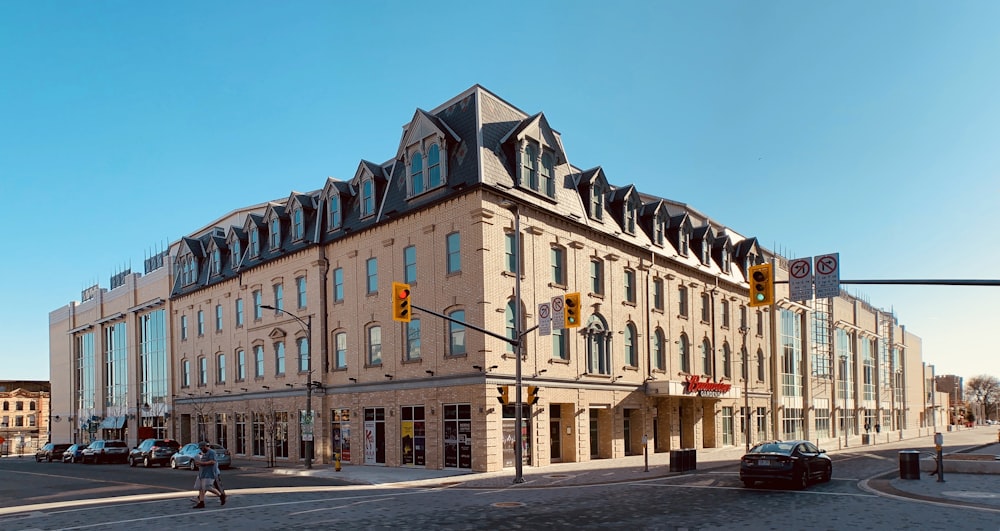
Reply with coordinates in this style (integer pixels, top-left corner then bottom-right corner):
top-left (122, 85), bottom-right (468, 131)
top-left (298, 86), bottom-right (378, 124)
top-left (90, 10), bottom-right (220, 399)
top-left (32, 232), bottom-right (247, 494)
top-left (748, 263), bottom-right (773, 307)
top-left (564, 292), bottom-right (581, 328)
top-left (497, 385), bottom-right (510, 405)
top-left (527, 385), bottom-right (540, 405)
top-left (392, 282), bottom-right (412, 322)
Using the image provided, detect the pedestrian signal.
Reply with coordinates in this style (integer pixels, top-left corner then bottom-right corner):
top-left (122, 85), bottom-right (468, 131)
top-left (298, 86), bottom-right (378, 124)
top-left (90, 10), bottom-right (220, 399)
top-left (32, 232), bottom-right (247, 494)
top-left (497, 385), bottom-right (510, 405)
top-left (527, 385), bottom-right (540, 405)
top-left (564, 292), bottom-right (581, 328)
top-left (392, 282), bottom-right (412, 322)
top-left (748, 264), bottom-right (773, 307)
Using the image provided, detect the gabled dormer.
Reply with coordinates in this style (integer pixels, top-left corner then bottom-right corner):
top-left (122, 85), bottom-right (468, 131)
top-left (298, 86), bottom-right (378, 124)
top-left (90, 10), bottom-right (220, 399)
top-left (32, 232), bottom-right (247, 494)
top-left (175, 237), bottom-right (205, 288)
top-left (640, 200), bottom-right (670, 249)
top-left (226, 226), bottom-right (246, 270)
top-left (397, 109), bottom-right (459, 198)
top-left (204, 236), bottom-right (228, 278)
top-left (263, 203), bottom-right (286, 251)
top-left (352, 161), bottom-right (388, 219)
top-left (243, 214), bottom-right (265, 260)
top-left (712, 234), bottom-right (734, 274)
top-left (607, 185), bottom-right (641, 235)
top-left (500, 112), bottom-right (568, 200)
top-left (575, 167), bottom-right (610, 222)
top-left (692, 225), bottom-right (715, 266)
top-left (668, 212), bottom-right (693, 257)
top-left (734, 236), bottom-right (764, 279)
top-left (320, 178), bottom-right (352, 233)
top-left (284, 192), bottom-right (316, 243)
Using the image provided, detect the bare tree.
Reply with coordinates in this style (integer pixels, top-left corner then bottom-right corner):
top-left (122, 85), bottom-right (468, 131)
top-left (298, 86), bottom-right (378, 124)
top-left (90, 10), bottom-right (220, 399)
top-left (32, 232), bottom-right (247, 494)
top-left (965, 375), bottom-right (1000, 423)
top-left (250, 398), bottom-right (279, 468)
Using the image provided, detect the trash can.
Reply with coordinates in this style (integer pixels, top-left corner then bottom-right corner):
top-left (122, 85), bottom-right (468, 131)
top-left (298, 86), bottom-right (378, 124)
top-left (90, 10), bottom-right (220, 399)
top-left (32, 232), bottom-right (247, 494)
top-left (669, 449), bottom-right (682, 472)
top-left (898, 450), bottom-right (921, 480)
top-left (685, 448), bottom-right (697, 471)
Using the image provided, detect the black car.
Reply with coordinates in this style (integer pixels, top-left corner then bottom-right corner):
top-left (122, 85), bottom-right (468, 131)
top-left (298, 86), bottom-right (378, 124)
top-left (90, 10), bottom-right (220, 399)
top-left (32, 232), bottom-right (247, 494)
top-left (129, 438), bottom-right (181, 467)
top-left (36, 443), bottom-right (72, 462)
top-left (63, 443), bottom-right (89, 463)
top-left (80, 439), bottom-right (130, 464)
top-left (739, 440), bottom-right (832, 489)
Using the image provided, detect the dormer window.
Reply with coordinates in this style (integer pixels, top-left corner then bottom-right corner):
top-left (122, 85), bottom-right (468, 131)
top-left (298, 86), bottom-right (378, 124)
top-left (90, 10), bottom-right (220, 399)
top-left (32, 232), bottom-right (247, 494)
top-left (327, 195), bottom-right (342, 231)
top-left (249, 226), bottom-right (260, 257)
top-left (231, 239), bottom-right (242, 267)
top-left (410, 151), bottom-right (424, 195)
top-left (680, 228), bottom-right (690, 256)
top-left (292, 208), bottom-right (304, 240)
top-left (407, 141), bottom-right (445, 198)
top-left (178, 254), bottom-right (199, 286)
top-left (211, 248), bottom-right (221, 276)
top-left (624, 198), bottom-right (637, 235)
top-left (654, 212), bottom-right (666, 246)
top-left (720, 248), bottom-right (730, 273)
top-left (701, 241), bottom-right (710, 264)
top-left (540, 152), bottom-right (555, 198)
top-left (361, 178), bottom-right (375, 217)
top-left (427, 143), bottom-right (441, 188)
top-left (269, 218), bottom-right (281, 249)
top-left (522, 143), bottom-right (538, 190)
top-left (591, 183), bottom-right (604, 221)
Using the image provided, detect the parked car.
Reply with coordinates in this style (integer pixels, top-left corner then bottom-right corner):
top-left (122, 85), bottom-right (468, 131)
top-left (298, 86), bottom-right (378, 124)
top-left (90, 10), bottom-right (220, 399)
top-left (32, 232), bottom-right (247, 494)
top-left (63, 443), bottom-right (89, 463)
top-left (739, 440), bottom-right (832, 489)
top-left (36, 443), bottom-right (72, 463)
top-left (171, 442), bottom-right (232, 470)
top-left (81, 439), bottom-right (130, 464)
top-left (129, 438), bottom-right (181, 468)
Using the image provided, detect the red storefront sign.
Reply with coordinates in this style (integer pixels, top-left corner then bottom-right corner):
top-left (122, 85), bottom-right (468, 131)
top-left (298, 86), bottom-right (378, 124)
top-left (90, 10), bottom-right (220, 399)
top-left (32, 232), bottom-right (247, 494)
top-left (685, 375), bottom-right (731, 395)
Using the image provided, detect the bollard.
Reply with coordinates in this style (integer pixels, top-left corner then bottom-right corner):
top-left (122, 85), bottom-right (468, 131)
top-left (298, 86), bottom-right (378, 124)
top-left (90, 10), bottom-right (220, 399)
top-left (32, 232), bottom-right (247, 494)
top-left (335, 452), bottom-right (342, 472)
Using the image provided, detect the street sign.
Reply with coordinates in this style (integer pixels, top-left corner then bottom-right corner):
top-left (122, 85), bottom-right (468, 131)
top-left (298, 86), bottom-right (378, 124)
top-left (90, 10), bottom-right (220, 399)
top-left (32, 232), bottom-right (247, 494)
top-left (550, 296), bottom-right (565, 330)
top-left (788, 257), bottom-right (814, 302)
top-left (538, 302), bottom-right (551, 336)
top-left (815, 253), bottom-right (841, 298)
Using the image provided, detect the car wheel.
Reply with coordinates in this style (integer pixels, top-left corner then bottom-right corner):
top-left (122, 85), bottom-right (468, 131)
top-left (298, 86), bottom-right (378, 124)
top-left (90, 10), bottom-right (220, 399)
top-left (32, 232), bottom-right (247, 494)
top-left (48, 455), bottom-right (54, 462)
top-left (794, 468), bottom-right (809, 490)
top-left (742, 479), bottom-right (756, 488)
top-left (189, 460), bottom-right (196, 471)
top-left (144, 456), bottom-right (152, 468)
top-left (821, 464), bottom-right (832, 483)
top-left (129, 457), bottom-right (137, 467)
top-left (171, 459), bottom-right (178, 469)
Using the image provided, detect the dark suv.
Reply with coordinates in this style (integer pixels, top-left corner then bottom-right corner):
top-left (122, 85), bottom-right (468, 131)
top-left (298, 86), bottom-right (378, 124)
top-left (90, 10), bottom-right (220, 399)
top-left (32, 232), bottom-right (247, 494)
top-left (81, 439), bottom-right (130, 464)
top-left (129, 438), bottom-right (181, 468)
top-left (36, 443), bottom-right (72, 462)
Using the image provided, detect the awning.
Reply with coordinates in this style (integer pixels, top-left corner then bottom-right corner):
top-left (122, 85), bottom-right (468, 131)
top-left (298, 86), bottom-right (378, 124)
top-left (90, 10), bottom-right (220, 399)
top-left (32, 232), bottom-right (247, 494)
top-left (98, 416), bottom-right (126, 429)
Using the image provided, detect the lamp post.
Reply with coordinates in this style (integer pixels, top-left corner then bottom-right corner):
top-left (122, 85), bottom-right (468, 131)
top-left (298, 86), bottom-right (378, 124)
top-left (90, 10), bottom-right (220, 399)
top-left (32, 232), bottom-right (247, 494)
top-left (261, 304), bottom-right (314, 469)
top-left (840, 353), bottom-right (848, 448)
top-left (500, 201), bottom-right (526, 484)
top-left (738, 326), bottom-right (750, 452)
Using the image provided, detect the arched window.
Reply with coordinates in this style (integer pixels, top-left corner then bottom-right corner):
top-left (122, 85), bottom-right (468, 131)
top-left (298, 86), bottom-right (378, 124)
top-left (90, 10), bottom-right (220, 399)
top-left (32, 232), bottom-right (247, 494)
top-left (328, 195), bottom-right (341, 230)
top-left (679, 334), bottom-right (690, 373)
top-left (653, 328), bottom-right (666, 370)
top-left (624, 322), bottom-right (638, 367)
top-left (505, 300), bottom-right (523, 353)
top-left (447, 310), bottom-right (466, 357)
top-left (297, 337), bottom-right (310, 373)
top-left (701, 339), bottom-right (712, 375)
top-left (722, 343), bottom-right (732, 378)
top-left (540, 152), bottom-right (554, 197)
top-left (362, 179), bottom-right (375, 216)
top-left (270, 217), bottom-right (281, 249)
top-left (523, 143), bottom-right (538, 190)
top-left (585, 314), bottom-right (611, 375)
top-left (757, 348), bottom-right (766, 381)
top-left (410, 151), bottom-right (424, 195)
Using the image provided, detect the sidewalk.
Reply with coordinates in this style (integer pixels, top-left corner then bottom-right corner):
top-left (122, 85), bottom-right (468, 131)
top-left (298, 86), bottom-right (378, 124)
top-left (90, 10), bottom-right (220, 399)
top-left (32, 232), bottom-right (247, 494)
top-left (249, 428), bottom-right (1000, 510)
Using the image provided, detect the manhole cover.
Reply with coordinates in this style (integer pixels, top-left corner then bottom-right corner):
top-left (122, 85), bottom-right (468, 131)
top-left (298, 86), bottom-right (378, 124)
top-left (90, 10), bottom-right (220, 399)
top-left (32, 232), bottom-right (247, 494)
top-left (492, 502), bottom-right (526, 508)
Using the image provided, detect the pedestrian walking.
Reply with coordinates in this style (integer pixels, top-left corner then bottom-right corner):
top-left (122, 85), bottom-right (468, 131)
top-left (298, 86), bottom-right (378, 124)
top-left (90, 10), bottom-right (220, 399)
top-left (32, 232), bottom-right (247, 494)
top-left (191, 441), bottom-right (226, 509)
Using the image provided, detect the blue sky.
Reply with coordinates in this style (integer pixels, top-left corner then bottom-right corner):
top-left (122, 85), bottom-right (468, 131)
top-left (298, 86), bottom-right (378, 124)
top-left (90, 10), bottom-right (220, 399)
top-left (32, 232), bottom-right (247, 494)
top-left (2, 1), bottom-right (998, 383)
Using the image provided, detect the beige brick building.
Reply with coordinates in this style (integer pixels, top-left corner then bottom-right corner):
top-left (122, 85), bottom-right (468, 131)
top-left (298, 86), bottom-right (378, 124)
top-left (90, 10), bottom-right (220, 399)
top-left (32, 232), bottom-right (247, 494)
top-left (48, 85), bottom-right (944, 472)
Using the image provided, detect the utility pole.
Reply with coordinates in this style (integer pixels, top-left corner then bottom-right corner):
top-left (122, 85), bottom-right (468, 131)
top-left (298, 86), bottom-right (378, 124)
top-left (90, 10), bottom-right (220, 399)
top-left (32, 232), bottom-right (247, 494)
top-left (261, 305), bottom-right (314, 469)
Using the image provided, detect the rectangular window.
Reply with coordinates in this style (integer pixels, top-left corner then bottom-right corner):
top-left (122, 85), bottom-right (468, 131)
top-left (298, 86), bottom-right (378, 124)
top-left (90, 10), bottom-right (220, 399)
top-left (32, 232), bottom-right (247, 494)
top-left (270, 218), bottom-right (281, 249)
top-left (624, 269), bottom-right (636, 303)
top-left (237, 349), bottom-right (246, 381)
top-left (652, 278), bottom-right (663, 310)
top-left (333, 268), bottom-right (344, 302)
top-left (296, 276), bottom-right (307, 309)
top-left (298, 338), bottom-right (310, 373)
top-left (328, 195), bottom-right (341, 230)
top-left (448, 311), bottom-right (466, 357)
top-left (780, 309), bottom-right (802, 397)
top-left (335, 332), bottom-right (347, 369)
top-left (700, 293), bottom-right (710, 322)
top-left (552, 328), bottom-right (568, 360)
top-left (275, 341), bottom-right (286, 376)
top-left (253, 291), bottom-right (263, 320)
top-left (199, 357), bottom-right (208, 385)
top-left (590, 259), bottom-right (604, 295)
top-left (404, 246), bottom-right (417, 284)
top-left (740, 305), bottom-right (747, 329)
top-left (197, 310), bottom-right (205, 336)
top-left (366, 258), bottom-right (378, 294)
top-left (406, 319), bottom-right (421, 361)
top-left (217, 354), bottom-right (226, 383)
top-left (722, 407), bottom-right (734, 446)
top-left (181, 315), bottom-right (188, 340)
top-left (721, 300), bottom-right (730, 328)
top-left (368, 326), bottom-right (382, 365)
top-left (215, 304), bottom-right (223, 332)
top-left (235, 298), bottom-right (244, 327)
top-left (551, 246), bottom-right (565, 285)
top-left (678, 286), bottom-right (689, 317)
top-left (182, 360), bottom-right (190, 387)
top-left (292, 209), bottom-right (303, 240)
top-left (756, 310), bottom-right (764, 336)
top-left (446, 232), bottom-right (461, 274)
top-left (505, 233), bottom-right (518, 273)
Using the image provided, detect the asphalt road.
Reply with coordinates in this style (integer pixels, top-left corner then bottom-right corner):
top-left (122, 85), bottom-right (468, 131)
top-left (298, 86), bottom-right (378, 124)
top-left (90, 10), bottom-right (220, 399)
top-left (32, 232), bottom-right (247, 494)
top-left (1, 444), bottom-right (998, 530)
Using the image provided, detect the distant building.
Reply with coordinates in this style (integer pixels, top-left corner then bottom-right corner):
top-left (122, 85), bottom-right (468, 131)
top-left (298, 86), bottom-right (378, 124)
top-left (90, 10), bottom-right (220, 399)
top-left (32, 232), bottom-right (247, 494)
top-left (49, 85), bottom-right (941, 471)
top-left (0, 380), bottom-right (51, 455)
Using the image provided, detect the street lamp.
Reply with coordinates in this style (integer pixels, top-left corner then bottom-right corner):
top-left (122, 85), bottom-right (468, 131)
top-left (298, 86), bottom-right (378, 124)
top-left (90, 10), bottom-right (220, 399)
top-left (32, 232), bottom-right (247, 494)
top-left (738, 326), bottom-right (750, 452)
top-left (503, 201), bottom-right (525, 484)
top-left (261, 304), bottom-right (315, 469)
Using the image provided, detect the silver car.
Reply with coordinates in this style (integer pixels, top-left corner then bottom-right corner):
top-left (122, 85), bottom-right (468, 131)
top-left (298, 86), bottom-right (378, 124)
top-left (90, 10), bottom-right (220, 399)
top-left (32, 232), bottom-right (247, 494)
top-left (170, 443), bottom-right (232, 470)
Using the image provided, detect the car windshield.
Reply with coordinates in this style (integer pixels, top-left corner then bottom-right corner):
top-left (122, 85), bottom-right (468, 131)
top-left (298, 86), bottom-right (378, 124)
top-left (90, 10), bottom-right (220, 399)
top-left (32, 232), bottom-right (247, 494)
top-left (106, 441), bottom-right (128, 448)
top-left (750, 442), bottom-right (795, 455)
